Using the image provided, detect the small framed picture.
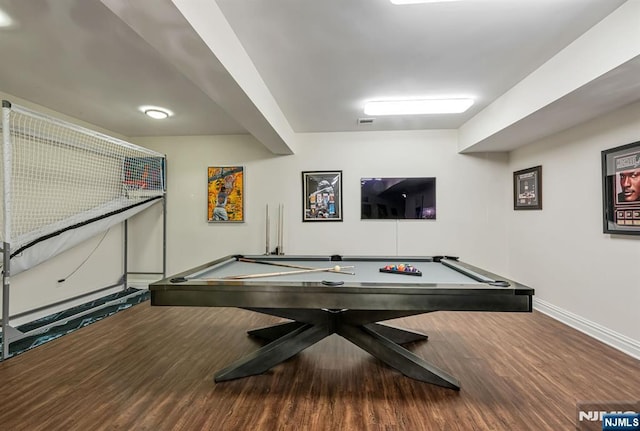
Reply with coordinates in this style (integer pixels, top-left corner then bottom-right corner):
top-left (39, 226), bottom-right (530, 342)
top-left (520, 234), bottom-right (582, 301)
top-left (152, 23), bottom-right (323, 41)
top-left (207, 166), bottom-right (244, 222)
top-left (302, 170), bottom-right (343, 222)
top-left (513, 166), bottom-right (542, 210)
top-left (602, 141), bottom-right (640, 235)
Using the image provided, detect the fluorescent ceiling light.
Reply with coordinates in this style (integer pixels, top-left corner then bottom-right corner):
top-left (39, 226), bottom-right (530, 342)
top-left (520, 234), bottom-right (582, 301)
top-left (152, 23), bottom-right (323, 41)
top-left (364, 98), bottom-right (474, 116)
top-left (139, 105), bottom-right (173, 120)
top-left (390, 0), bottom-right (461, 5)
top-left (0, 9), bottom-right (14, 27)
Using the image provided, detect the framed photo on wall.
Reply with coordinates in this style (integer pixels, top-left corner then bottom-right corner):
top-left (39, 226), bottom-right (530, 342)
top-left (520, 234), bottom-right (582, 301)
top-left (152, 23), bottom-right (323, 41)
top-left (513, 166), bottom-right (542, 210)
top-left (302, 170), bottom-right (343, 222)
top-left (207, 166), bottom-right (244, 222)
top-left (602, 141), bottom-right (640, 235)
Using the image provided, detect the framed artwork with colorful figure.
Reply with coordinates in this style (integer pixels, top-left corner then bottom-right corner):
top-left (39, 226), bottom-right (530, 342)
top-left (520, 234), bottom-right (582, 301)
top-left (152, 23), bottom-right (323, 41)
top-left (208, 166), bottom-right (244, 222)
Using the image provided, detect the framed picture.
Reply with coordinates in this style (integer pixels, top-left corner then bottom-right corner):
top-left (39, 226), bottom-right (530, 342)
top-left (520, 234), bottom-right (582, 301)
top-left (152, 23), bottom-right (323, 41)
top-left (602, 141), bottom-right (640, 235)
top-left (513, 166), bottom-right (542, 210)
top-left (207, 166), bottom-right (244, 222)
top-left (302, 170), bottom-right (343, 222)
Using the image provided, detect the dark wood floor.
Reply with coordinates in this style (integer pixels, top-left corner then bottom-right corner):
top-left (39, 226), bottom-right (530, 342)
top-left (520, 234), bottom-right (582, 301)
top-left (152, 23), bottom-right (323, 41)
top-left (0, 303), bottom-right (638, 431)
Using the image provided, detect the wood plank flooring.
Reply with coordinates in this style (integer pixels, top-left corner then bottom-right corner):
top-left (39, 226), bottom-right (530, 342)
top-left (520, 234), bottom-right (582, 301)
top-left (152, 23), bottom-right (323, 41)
top-left (0, 303), bottom-right (638, 430)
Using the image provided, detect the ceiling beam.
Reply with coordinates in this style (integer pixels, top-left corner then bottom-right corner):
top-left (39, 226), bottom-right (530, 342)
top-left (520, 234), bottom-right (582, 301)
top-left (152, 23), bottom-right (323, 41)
top-left (101, 0), bottom-right (297, 155)
top-left (459, 1), bottom-right (640, 153)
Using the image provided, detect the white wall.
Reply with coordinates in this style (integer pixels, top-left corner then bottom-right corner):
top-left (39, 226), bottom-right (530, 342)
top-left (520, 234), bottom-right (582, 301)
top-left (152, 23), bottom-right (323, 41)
top-left (132, 130), bottom-right (511, 276)
top-left (509, 100), bottom-right (640, 353)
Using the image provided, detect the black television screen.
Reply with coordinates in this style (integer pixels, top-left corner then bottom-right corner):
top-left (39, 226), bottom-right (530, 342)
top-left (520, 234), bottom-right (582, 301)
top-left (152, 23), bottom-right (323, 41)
top-left (360, 177), bottom-right (436, 220)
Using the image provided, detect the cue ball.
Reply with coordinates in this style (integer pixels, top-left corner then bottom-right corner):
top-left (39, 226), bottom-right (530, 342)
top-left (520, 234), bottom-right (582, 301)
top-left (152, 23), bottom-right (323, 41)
top-left (333, 265), bottom-right (341, 272)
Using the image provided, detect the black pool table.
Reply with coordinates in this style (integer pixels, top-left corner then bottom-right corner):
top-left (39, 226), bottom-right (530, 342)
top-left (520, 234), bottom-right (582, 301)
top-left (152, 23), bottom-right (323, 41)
top-left (150, 254), bottom-right (534, 390)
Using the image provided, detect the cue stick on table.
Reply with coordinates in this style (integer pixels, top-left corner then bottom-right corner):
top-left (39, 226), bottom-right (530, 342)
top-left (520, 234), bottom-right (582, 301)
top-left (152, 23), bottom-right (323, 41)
top-left (238, 257), bottom-right (356, 275)
top-left (222, 266), bottom-right (355, 280)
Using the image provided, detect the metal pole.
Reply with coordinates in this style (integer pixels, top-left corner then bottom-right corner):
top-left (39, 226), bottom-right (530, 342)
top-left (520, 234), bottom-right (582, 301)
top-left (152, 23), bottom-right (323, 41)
top-left (161, 158), bottom-right (167, 279)
top-left (162, 196), bottom-right (167, 278)
top-left (2, 100), bottom-right (13, 360)
top-left (124, 219), bottom-right (128, 290)
top-left (2, 242), bottom-right (10, 360)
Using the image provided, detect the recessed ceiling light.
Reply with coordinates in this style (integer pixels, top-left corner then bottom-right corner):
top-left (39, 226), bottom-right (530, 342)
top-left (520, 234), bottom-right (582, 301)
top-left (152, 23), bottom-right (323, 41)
top-left (364, 98), bottom-right (474, 116)
top-left (0, 9), bottom-right (14, 27)
top-left (145, 109), bottom-right (169, 120)
top-left (390, 0), bottom-right (460, 4)
top-left (139, 106), bottom-right (173, 120)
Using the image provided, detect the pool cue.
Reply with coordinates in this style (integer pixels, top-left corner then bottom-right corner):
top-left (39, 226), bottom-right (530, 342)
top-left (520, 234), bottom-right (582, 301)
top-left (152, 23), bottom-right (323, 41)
top-left (274, 204), bottom-right (279, 254)
top-left (223, 266), bottom-right (355, 280)
top-left (265, 204), bottom-right (270, 255)
top-left (238, 257), bottom-right (355, 275)
top-left (278, 203), bottom-right (284, 255)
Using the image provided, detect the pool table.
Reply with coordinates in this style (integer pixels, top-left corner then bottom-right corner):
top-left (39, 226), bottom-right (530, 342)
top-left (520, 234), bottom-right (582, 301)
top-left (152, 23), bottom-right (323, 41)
top-left (150, 254), bottom-right (534, 390)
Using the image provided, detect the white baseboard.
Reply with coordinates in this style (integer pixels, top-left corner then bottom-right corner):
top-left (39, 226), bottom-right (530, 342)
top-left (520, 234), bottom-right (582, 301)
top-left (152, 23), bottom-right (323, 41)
top-left (534, 298), bottom-right (640, 361)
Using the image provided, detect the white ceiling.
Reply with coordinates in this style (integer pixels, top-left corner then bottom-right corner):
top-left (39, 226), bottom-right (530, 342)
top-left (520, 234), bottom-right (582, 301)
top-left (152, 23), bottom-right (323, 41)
top-left (0, 0), bottom-right (636, 154)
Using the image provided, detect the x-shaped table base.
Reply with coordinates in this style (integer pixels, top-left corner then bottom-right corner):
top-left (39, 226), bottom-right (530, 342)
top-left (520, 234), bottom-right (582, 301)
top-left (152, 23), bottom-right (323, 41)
top-left (213, 308), bottom-right (460, 390)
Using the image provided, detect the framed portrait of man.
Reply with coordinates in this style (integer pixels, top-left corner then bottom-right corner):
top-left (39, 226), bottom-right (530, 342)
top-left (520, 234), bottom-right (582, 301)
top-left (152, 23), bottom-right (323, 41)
top-left (302, 170), bottom-right (343, 222)
top-left (601, 141), bottom-right (640, 235)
